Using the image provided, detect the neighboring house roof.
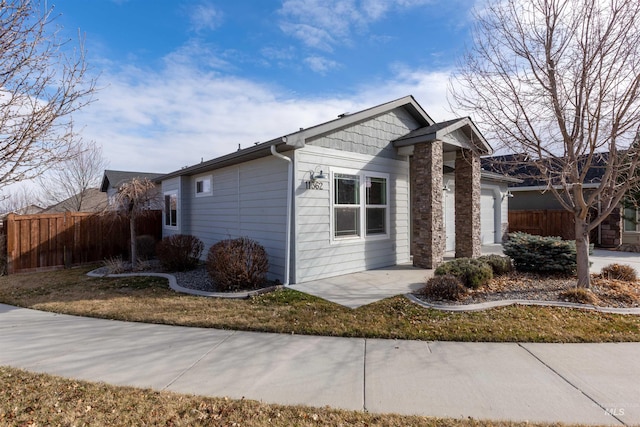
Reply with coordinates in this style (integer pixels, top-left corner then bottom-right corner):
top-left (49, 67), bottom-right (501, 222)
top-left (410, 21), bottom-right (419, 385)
top-left (41, 188), bottom-right (108, 213)
top-left (158, 95), bottom-right (491, 181)
top-left (10, 205), bottom-right (45, 215)
top-left (482, 153), bottom-right (609, 189)
top-left (101, 170), bottom-right (163, 192)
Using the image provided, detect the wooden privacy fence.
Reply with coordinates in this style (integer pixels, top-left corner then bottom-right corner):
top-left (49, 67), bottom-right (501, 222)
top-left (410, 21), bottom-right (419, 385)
top-left (508, 210), bottom-right (576, 240)
top-left (4, 211), bottom-right (162, 274)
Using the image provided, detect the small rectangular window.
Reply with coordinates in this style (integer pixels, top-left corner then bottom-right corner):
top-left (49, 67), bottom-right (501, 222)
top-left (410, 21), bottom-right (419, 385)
top-left (195, 176), bottom-right (212, 196)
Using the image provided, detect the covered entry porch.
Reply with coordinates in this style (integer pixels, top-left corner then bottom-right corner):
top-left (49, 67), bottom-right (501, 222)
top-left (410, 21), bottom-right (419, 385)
top-left (394, 117), bottom-right (493, 269)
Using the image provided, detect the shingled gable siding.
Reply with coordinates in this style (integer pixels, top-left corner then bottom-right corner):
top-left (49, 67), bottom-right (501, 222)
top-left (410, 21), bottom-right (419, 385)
top-left (162, 155), bottom-right (289, 282)
top-left (293, 144), bottom-right (410, 283)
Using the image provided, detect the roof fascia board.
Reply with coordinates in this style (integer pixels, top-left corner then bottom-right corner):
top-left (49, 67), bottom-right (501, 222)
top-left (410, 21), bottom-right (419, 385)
top-left (510, 183), bottom-right (601, 191)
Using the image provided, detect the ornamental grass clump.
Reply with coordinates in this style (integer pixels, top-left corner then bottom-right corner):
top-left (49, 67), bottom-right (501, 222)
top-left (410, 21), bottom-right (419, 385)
top-left (559, 287), bottom-right (597, 305)
top-left (206, 237), bottom-right (269, 292)
top-left (421, 275), bottom-right (468, 301)
top-left (434, 258), bottom-right (493, 289)
top-left (601, 263), bottom-right (638, 282)
top-left (503, 232), bottom-right (578, 274)
top-left (156, 234), bottom-right (203, 271)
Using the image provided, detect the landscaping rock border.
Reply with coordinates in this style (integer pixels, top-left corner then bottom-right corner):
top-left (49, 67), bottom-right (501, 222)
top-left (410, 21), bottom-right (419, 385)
top-left (86, 269), bottom-right (281, 299)
top-left (405, 293), bottom-right (640, 315)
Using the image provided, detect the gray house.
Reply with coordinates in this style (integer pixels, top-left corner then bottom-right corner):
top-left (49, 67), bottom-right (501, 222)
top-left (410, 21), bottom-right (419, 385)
top-left (158, 96), bottom-right (515, 284)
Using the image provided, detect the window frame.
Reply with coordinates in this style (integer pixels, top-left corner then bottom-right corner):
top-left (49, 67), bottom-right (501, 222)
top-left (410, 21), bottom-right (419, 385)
top-left (331, 168), bottom-right (390, 243)
top-left (163, 191), bottom-right (179, 229)
top-left (194, 175), bottom-right (213, 197)
top-left (624, 207), bottom-right (640, 233)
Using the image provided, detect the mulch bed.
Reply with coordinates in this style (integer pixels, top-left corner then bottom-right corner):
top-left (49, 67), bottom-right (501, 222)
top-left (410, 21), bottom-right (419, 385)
top-left (415, 272), bottom-right (640, 308)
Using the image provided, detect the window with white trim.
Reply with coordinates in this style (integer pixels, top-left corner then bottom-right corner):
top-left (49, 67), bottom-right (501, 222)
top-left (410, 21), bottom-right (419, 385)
top-left (195, 175), bottom-right (212, 197)
top-left (334, 173), bottom-right (361, 237)
top-left (333, 171), bottom-right (389, 239)
top-left (366, 176), bottom-right (387, 235)
top-left (164, 192), bottom-right (178, 228)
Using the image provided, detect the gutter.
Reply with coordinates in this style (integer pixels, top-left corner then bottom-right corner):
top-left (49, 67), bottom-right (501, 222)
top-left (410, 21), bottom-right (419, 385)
top-left (270, 144), bottom-right (292, 286)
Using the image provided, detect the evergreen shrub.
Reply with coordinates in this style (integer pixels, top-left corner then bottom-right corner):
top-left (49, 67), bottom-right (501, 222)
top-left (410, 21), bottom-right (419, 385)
top-left (434, 258), bottom-right (493, 289)
top-left (477, 254), bottom-right (513, 276)
top-left (503, 232), bottom-right (578, 274)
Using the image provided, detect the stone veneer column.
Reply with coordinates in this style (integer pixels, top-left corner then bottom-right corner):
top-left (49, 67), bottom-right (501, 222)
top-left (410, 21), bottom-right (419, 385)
top-left (455, 149), bottom-right (481, 258)
top-left (411, 141), bottom-right (444, 269)
top-left (599, 207), bottom-right (622, 248)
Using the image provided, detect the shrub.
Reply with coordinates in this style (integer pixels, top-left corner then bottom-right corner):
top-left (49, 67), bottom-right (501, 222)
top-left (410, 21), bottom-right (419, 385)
top-left (503, 232), bottom-right (578, 274)
top-left (559, 288), bottom-right (597, 305)
top-left (421, 275), bottom-right (468, 301)
top-left (156, 234), bottom-right (203, 271)
top-left (477, 255), bottom-right (513, 276)
top-left (135, 235), bottom-right (157, 261)
top-left (206, 237), bottom-right (269, 292)
top-left (434, 258), bottom-right (493, 289)
top-left (601, 263), bottom-right (638, 282)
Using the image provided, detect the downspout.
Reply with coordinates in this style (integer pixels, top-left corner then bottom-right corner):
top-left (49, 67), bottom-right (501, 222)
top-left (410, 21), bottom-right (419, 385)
top-left (270, 144), bottom-right (292, 286)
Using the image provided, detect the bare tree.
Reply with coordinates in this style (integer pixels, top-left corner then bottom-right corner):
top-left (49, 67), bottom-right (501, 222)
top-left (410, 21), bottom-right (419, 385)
top-left (112, 178), bottom-right (158, 269)
top-left (0, 185), bottom-right (42, 215)
top-left (38, 140), bottom-right (109, 211)
top-left (0, 0), bottom-right (96, 192)
top-left (451, 0), bottom-right (640, 288)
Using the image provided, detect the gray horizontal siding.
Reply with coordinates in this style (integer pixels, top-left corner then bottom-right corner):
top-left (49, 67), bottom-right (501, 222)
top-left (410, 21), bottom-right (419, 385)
top-left (293, 145), bottom-right (410, 284)
top-left (163, 155), bottom-right (290, 281)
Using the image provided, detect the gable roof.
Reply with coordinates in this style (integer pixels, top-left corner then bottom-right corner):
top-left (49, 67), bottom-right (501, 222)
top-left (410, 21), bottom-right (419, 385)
top-left (482, 153), bottom-right (609, 188)
top-left (41, 188), bottom-right (108, 213)
top-left (393, 117), bottom-right (492, 155)
top-left (159, 95), bottom-right (436, 181)
top-left (101, 170), bottom-right (163, 192)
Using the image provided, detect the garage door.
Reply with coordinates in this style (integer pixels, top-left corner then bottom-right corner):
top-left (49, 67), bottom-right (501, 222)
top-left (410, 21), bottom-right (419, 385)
top-left (480, 189), bottom-right (496, 244)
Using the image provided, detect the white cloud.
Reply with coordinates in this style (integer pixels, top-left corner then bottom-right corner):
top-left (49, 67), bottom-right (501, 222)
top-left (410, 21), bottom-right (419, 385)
top-left (304, 56), bottom-right (341, 74)
top-left (72, 59), bottom-right (454, 175)
top-left (278, 0), bottom-right (434, 50)
top-left (186, 2), bottom-right (224, 33)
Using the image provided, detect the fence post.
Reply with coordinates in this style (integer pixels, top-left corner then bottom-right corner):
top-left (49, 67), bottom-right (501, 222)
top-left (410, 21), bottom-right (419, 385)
top-left (6, 214), bottom-right (15, 274)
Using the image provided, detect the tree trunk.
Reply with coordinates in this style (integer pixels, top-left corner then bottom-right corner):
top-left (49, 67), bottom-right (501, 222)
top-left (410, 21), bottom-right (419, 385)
top-left (130, 215), bottom-right (137, 270)
top-left (575, 216), bottom-right (591, 288)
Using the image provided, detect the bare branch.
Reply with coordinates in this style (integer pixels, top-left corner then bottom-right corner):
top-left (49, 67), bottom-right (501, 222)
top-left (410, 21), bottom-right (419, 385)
top-left (452, 0), bottom-right (640, 287)
top-left (0, 0), bottom-right (96, 191)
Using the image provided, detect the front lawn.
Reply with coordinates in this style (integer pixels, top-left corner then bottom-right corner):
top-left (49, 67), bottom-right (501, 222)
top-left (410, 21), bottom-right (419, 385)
top-left (0, 366), bottom-right (573, 427)
top-left (1, 267), bottom-right (639, 342)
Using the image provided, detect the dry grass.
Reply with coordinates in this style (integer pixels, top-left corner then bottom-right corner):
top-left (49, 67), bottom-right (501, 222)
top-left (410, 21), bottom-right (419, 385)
top-left (1, 267), bottom-right (640, 343)
top-left (0, 366), bottom-right (591, 427)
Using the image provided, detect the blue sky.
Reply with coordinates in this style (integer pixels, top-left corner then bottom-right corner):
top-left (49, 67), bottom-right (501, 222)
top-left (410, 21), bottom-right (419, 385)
top-left (51, 0), bottom-right (479, 174)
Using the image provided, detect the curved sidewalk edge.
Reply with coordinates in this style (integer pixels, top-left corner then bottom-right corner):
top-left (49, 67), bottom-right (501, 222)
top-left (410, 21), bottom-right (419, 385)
top-left (86, 270), bottom-right (280, 299)
top-left (405, 293), bottom-right (640, 315)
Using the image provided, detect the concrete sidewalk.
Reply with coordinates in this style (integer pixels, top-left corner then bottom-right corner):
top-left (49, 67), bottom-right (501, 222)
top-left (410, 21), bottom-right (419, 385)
top-left (1, 304), bottom-right (637, 426)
